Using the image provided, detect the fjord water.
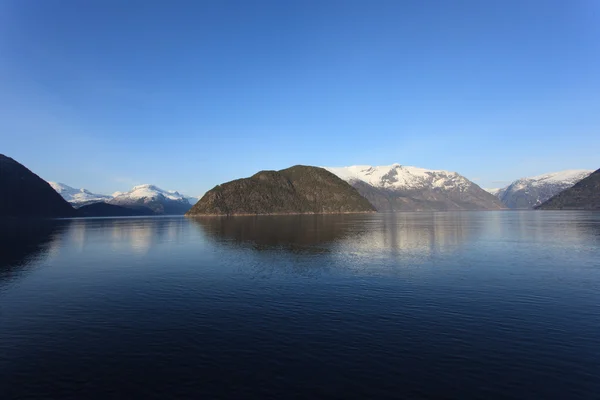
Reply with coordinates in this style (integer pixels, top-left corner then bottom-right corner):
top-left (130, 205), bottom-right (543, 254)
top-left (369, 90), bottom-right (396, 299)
top-left (1, 213), bottom-right (599, 399)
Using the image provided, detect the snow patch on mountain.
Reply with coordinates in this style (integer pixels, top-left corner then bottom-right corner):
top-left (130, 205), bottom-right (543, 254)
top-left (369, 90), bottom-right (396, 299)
top-left (508, 170), bottom-right (592, 190)
top-left (111, 184), bottom-right (189, 202)
top-left (185, 196), bottom-right (200, 206)
top-left (49, 181), bottom-right (199, 212)
top-left (496, 169), bottom-right (593, 208)
top-left (109, 184), bottom-right (193, 215)
top-left (48, 182), bottom-right (111, 205)
top-left (324, 164), bottom-right (473, 192)
top-left (485, 188), bottom-right (501, 195)
top-left (323, 164), bottom-right (504, 211)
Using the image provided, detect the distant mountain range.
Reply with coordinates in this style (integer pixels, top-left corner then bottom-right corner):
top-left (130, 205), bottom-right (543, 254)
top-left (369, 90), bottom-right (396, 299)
top-left (536, 169), bottom-right (600, 210)
top-left (324, 164), bottom-right (504, 211)
top-left (44, 165), bottom-right (597, 213)
top-left (3, 153), bottom-right (598, 218)
top-left (489, 170), bottom-right (593, 209)
top-left (47, 182), bottom-right (199, 215)
top-left (485, 188), bottom-right (502, 196)
top-left (77, 202), bottom-right (155, 217)
top-left (48, 182), bottom-right (112, 207)
top-left (109, 184), bottom-right (194, 215)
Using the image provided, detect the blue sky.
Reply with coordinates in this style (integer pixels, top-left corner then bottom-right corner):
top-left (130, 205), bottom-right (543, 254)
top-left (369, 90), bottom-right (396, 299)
top-left (1, 0), bottom-right (599, 196)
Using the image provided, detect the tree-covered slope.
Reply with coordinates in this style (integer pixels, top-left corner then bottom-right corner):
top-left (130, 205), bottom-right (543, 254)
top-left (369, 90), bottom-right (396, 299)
top-left (187, 165), bottom-right (376, 216)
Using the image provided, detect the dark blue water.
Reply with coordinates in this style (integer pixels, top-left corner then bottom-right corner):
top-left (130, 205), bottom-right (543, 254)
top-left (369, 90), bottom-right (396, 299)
top-left (1, 212), bottom-right (599, 399)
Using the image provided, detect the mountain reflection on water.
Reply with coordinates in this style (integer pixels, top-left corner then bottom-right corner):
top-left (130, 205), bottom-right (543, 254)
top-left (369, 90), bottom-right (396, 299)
top-left (3, 212), bottom-right (598, 277)
top-left (51, 217), bottom-right (192, 255)
top-left (190, 212), bottom-right (476, 257)
top-left (190, 214), bottom-right (355, 253)
top-left (0, 218), bottom-right (70, 285)
top-left (2, 212), bottom-right (600, 399)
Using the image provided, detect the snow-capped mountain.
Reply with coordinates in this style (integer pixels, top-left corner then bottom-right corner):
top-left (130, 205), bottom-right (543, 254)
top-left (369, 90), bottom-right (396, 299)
top-left (536, 168), bottom-right (600, 210)
top-left (48, 182), bottom-right (111, 207)
top-left (485, 188), bottom-right (502, 196)
top-left (495, 170), bottom-right (593, 209)
top-left (48, 181), bottom-right (198, 214)
top-left (109, 184), bottom-right (193, 215)
top-left (185, 196), bottom-right (200, 206)
top-left (324, 164), bottom-right (504, 211)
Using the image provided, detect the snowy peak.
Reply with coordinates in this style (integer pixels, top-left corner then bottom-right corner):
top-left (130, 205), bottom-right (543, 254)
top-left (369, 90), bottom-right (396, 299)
top-left (185, 196), bottom-right (200, 206)
top-left (485, 188), bottom-right (502, 196)
top-left (48, 180), bottom-right (197, 214)
top-left (48, 182), bottom-right (77, 194)
top-left (112, 184), bottom-right (189, 202)
top-left (324, 164), bottom-right (503, 211)
top-left (496, 169), bottom-right (593, 209)
top-left (109, 183), bottom-right (192, 215)
top-left (536, 168), bottom-right (600, 210)
top-left (132, 184), bottom-right (160, 191)
top-left (510, 170), bottom-right (592, 190)
top-left (48, 182), bottom-right (111, 205)
top-left (324, 164), bottom-right (472, 192)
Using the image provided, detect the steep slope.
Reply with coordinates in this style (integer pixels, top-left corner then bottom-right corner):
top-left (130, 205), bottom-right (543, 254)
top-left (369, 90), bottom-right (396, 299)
top-left (187, 165), bottom-right (376, 216)
top-left (324, 164), bottom-right (504, 211)
top-left (77, 202), bottom-right (155, 217)
top-left (48, 182), bottom-right (111, 207)
top-left (0, 154), bottom-right (76, 217)
top-left (536, 169), bottom-right (600, 210)
top-left (109, 184), bottom-right (192, 215)
top-left (497, 170), bottom-right (592, 209)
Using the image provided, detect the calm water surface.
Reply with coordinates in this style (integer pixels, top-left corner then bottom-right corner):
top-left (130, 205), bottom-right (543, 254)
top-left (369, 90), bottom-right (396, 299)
top-left (1, 212), bottom-right (599, 399)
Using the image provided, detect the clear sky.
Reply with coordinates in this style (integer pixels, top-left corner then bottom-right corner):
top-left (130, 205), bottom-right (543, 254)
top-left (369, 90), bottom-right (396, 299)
top-left (1, 0), bottom-right (599, 196)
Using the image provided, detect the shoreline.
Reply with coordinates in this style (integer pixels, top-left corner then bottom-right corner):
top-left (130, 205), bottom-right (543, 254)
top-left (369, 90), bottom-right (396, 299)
top-left (185, 211), bottom-right (377, 217)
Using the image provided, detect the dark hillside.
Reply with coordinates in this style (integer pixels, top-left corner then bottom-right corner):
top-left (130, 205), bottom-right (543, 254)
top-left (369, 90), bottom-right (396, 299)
top-left (187, 165), bottom-right (375, 216)
top-left (536, 169), bottom-right (600, 210)
top-left (0, 154), bottom-right (76, 218)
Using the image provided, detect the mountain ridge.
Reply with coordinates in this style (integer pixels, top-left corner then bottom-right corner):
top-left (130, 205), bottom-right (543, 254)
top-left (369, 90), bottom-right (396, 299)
top-left (495, 169), bottom-right (592, 209)
top-left (109, 183), bottom-right (193, 215)
top-left (324, 164), bottom-right (504, 211)
top-left (46, 181), bottom-right (198, 215)
top-left (536, 169), bottom-right (600, 210)
top-left (48, 182), bottom-right (112, 207)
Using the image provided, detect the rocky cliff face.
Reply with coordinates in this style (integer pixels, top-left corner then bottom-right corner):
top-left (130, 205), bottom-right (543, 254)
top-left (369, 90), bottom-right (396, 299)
top-left (536, 169), bottom-right (600, 210)
top-left (187, 165), bottom-right (376, 216)
top-left (0, 154), bottom-right (76, 218)
top-left (324, 164), bottom-right (504, 211)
